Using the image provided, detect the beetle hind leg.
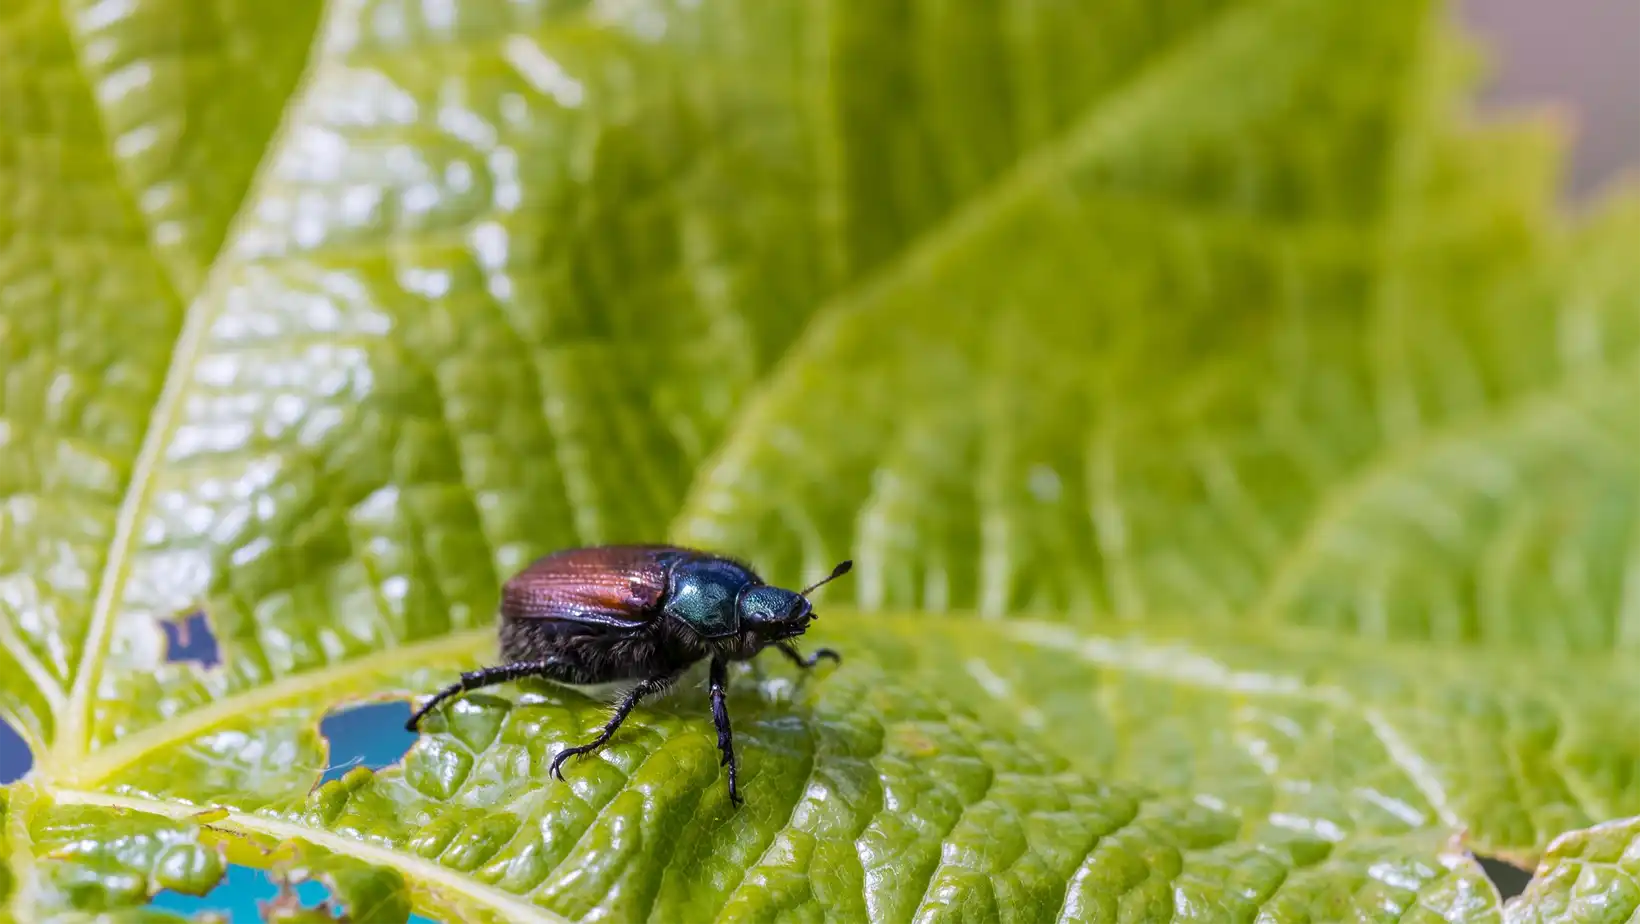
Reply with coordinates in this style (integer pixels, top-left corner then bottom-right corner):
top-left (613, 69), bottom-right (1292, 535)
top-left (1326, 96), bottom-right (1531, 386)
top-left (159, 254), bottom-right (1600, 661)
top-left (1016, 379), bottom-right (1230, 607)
top-left (550, 669), bottom-right (682, 781)
top-left (405, 659), bottom-right (570, 731)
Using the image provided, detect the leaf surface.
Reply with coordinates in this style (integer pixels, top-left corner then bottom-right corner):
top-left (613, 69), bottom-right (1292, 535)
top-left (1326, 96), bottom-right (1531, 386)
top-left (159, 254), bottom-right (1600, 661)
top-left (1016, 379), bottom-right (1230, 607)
top-left (1503, 817), bottom-right (1640, 924)
top-left (3, 0), bottom-right (1639, 920)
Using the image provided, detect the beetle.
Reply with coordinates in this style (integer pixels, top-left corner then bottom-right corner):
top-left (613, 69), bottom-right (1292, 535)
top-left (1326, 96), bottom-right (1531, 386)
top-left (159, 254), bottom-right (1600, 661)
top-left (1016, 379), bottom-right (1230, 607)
top-left (404, 545), bottom-right (852, 805)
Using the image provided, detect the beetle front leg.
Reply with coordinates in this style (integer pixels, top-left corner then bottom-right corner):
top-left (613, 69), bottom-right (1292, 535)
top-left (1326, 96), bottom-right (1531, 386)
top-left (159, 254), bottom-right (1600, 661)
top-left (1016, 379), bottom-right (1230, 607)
top-left (776, 641), bottom-right (841, 670)
top-left (709, 656), bottom-right (741, 806)
top-left (550, 669), bottom-right (680, 781)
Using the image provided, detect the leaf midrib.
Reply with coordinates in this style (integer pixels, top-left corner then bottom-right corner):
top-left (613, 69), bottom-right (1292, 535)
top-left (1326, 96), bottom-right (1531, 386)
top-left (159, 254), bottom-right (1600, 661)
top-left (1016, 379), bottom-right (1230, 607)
top-left (47, 0), bottom-right (1278, 773)
top-left (65, 629), bottom-right (494, 788)
top-left (23, 612), bottom-right (1564, 918)
top-left (66, 612), bottom-right (1436, 794)
top-left (55, 278), bottom-right (217, 768)
top-left (49, 10), bottom-right (328, 771)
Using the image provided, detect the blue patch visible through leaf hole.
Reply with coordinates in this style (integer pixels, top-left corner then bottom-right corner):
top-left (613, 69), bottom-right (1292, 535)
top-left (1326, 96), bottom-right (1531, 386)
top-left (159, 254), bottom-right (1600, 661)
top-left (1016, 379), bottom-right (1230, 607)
top-left (318, 700), bottom-right (418, 784)
top-left (144, 705), bottom-right (431, 920)
top-left (150, 863), bottom-right (442, 922)
top-left (0, 718), bottom-right (31, 784)
top-left (162, 610), bottom-right (221, 668)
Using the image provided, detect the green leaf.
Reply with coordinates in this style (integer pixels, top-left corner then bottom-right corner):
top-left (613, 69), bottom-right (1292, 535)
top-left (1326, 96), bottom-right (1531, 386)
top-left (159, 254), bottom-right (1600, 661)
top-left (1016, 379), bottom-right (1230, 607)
top-left (1504, 817), bottom-right (1640, 924)
top-left (3, 0), bottom-right (1638, 920)
top-left (264, 846), bottom-right (412, 923)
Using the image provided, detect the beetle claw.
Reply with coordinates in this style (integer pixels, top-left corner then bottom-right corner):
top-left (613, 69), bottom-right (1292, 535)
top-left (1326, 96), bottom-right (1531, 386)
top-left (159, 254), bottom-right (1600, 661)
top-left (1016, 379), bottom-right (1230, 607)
top-left (550, 747), bottom-right (586, 781)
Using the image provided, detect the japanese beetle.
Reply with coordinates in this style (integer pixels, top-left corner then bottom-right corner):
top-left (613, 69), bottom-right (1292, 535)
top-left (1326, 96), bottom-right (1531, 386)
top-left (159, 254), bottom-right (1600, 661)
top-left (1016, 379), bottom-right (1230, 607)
top-left (405, 545), bottom-right (852, 805)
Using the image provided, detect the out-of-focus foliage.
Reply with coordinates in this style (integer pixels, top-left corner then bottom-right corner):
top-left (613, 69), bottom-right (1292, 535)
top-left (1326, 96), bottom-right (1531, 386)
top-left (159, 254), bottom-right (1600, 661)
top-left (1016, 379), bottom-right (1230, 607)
top-left (2, 0), bottom-right (1638, 920)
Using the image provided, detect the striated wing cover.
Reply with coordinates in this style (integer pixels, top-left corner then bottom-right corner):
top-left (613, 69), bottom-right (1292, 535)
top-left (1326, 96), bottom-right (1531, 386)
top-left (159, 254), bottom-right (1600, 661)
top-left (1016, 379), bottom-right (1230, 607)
top-left (499, 544), bottom-right (691, 629)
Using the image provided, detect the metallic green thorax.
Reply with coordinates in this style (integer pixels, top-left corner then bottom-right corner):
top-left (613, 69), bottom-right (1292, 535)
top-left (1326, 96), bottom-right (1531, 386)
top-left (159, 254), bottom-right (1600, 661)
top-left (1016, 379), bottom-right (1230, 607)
top-left (662, 559), bottom-right (806, 639)
top-left (663, 559), bottom-right (755, 638)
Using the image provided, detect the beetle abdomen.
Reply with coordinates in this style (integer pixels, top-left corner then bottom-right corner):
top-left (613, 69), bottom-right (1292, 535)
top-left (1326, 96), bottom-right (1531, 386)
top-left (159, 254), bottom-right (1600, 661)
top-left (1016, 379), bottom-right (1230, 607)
top-left (499, 614), bottom-right (685, 684)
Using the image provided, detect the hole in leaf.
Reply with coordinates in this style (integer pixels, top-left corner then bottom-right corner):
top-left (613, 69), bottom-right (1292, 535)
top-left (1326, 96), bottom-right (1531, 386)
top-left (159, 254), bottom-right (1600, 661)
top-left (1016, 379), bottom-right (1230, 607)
top-left (162, 610), bottom-right (221, 668)
top-left (318, 701), bottom-right (417, 784)
top-left (149, 864), bottom-right (442, 922)
top-left (0, 718), bottom-right (31, 784)
top-left (1477, 854), bottom-right (1533, 900)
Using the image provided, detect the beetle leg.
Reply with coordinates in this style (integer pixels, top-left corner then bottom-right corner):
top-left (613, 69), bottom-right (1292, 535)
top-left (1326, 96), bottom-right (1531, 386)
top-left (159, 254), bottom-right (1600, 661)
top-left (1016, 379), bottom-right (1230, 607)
top-left (709, 656), bottom-right (741, 806)
top-left (775, 641), bottom-right (842, 670)
top-left (405, 659), bottom-right (568, 731)
top-left (550, 669), bottom-right (681, 781)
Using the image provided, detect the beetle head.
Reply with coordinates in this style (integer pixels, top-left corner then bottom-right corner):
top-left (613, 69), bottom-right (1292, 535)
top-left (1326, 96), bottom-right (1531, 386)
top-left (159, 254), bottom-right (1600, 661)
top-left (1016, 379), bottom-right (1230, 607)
top-left (738, 559), bottom-right (852, 641)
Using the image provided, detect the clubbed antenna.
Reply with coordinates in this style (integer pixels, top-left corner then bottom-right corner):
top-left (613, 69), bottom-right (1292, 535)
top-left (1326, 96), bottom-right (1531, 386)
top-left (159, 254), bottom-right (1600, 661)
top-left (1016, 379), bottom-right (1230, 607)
top-left (800, 559), bottom-right (853, 598)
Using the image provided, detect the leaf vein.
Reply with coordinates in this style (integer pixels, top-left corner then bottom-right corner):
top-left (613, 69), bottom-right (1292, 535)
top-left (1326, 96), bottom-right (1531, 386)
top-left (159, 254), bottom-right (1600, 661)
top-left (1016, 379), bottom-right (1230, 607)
top-left (1359, 708), bottom-right (1461, 829)
top-left (524, 704), bottom-right (692, 908)
top-left (1049, 796), bottom-right (1150, 924)
top-left (51, 15), bottom-right (331, 768)
top-left (904, 732), bottom-right (1000, 923)
top-left (707, 717), bottom-right (821, 919)
top-left (52, 0), bottom-right (188, 304)
top-left (51, 787), bottom-right (572, 924)
top-left (1250, 354), bottom-right (1640, 631)
top-left (671, 0), bottom-right (1276, 537)
top-left (65, 630), bottom-right (493, 787)
top-left (1003, 621), bottom-right (1463, 828)
top-left (0, 621), bottom-right (64, 716)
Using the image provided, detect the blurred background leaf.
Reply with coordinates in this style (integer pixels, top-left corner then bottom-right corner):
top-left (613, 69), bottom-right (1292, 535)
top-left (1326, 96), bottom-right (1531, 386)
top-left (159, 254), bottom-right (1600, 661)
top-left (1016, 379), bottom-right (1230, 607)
top-left (1, 0), bottom-right (1637, 921)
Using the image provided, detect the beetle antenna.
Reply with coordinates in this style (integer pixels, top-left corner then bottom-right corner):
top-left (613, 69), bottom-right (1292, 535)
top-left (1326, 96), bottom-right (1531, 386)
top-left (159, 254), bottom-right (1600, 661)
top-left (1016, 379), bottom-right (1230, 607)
top-left (800, 559), bottom-right (853, 598)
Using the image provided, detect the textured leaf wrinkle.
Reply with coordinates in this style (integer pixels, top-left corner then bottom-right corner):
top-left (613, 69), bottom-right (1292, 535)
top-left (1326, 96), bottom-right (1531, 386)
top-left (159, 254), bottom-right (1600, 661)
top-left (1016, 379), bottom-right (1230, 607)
top-left (901, 709), bottom-right (1002, 922)
top-left (699, 712), bottom-right (821, 919)
top-left (708, 670), bottom-right (890, 921)
top-left (9, 0), bottom-right (1640, 919)
top-left (1004, 622), bottom-right (1462, 828)
top-left (669, 0), bottom-right (1281, 547)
